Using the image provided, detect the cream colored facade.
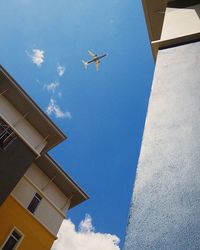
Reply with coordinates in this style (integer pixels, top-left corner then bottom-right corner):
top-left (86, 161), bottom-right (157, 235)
top-left (161, 4), bottom-right (200, 41)
top-left (11, 164), bottom-right (70, 236)
top-left (0, 65), bottom-right (66, 153)
top-left (0, 95), bottom-right (46, 155)
top-left (26, 164), bottom-right (70, 212)
top-left (12, 163), bottom-right (70, 236)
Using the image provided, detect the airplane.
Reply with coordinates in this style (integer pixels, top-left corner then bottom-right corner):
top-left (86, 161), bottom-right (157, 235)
top-left (82, 50), bottom-right (107, 71)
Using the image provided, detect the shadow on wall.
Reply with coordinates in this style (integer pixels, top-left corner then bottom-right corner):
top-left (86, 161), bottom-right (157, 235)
top-left (167, 0), bottom-right (200, 19)
top-left (168, 0), bottom-right (200, 9)
top-left (192, 4), bottom-right (200, 19)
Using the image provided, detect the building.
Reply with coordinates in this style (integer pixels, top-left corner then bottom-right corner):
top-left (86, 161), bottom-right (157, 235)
top-left (0, 154), bottom-right (88, 249)
top-left (124, 1), bottom-right (200, 249)
top-left (0, 66), bottom-right (89, 249)
top-left (0, 65), bottom-right (66, 206)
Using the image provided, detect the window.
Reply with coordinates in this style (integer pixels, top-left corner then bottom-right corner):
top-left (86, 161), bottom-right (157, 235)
top-left (27, 192), bottom-right (42, 213)
top-left (2, 229), bottom-right (22, 250)
top-left (0, 118), bottom-right (16, 150)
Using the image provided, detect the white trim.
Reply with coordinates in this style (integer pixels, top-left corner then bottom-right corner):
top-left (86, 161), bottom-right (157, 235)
top-left (0, 226), bottom-right (24, 250)
top-left (0, 89), bottom-right (8, 96)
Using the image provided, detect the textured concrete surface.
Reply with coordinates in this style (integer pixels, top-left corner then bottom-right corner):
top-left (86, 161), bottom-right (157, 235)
top-left (0, 136), bottom-right (35, 205)
top-left (124, 41), bottom-right (200, 250)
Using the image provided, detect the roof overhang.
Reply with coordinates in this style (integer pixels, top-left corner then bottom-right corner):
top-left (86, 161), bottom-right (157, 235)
top-left (35, 154), bottom-right (89, 209)
top-left (0, 65), bottom-right (66, 152)
top-left (142, 0), bottom-right (200, 60)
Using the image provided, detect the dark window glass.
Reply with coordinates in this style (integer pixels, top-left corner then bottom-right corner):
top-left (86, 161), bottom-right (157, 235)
top-left (27, 193), bottom-right (42, 213)
top-left (0, 118), bottom-right (16, 150)
top-left (2, 230), bottom-right (21, 250)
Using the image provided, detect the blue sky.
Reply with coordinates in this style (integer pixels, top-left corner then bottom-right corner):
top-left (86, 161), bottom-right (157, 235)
top-left (0, 0), bottom-right (154, 248)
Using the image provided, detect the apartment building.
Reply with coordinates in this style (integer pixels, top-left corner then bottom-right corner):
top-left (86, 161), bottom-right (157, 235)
top-left (0, 66), bottom-right (89, 249)
top-left (0, 154), bottom-right (88, 249)
top-left (124, 1), bottom-right (200, 249)
top-left (0, 65), bottom-right (66, 206)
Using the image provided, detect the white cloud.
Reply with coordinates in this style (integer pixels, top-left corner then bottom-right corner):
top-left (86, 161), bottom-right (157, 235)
top-left (46, 98), bottom-right (72, 119)
top-left (26, 49), bottom-right (45, 67)
top-left (36, 79), bottom-right (42, 85)
top-left (45, 82), bottom-right (59, 93)
top-left (57, 65), bottom-right (66, 77)
top-left (79, 214), bottom-right (95, 233)
top-left (51, 214), bottom-right (120, 250)
top-left (58, 92), bottom-right (62, 98)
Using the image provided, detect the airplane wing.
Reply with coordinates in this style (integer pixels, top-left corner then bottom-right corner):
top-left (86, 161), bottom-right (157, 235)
top-left (95, 60), bottom-right (100, 71)
top-left (88, 50), bottom-right (97, 59)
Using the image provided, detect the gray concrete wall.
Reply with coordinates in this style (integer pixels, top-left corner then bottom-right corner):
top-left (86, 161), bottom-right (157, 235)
top-left (124, 41), bottom-right (200, 250)
top-left (0, 136), bottom-right (35, 205)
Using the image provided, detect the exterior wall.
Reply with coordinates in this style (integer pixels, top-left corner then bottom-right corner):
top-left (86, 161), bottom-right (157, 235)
top-left (26, 164), bottom-right (70, 210)
top-left (124, 41), bottom-right (200, 249)
top-left (0, 135), bottom-right (35, 206)
top-left (12, 164), bottom-right (70, 235)
top-left (34, 198), bottom-right (65, 236)
top-left (161, 4), bottom-right (200, 41)
top-left (0, 95), bottom-right (47, 154)
top-left (0, 196), bottom-right (56, 250)
top-left (26, 164), bottom-right (70, 213)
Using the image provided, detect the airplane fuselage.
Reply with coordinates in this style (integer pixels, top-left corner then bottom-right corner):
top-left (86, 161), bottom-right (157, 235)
top-left (87, 54), bottom-right (107, 64)
top-left (82, 51), bottom-right (107, 70)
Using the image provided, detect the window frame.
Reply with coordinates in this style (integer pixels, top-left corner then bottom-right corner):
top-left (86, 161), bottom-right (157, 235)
top-left (1, 227), bottom-right (24, 250)
top-left (27, 192), bottom-right (42, 214)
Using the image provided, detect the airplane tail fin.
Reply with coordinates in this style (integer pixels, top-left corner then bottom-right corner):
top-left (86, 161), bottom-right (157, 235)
top-left (82, 60), bottom-right (88, 69)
